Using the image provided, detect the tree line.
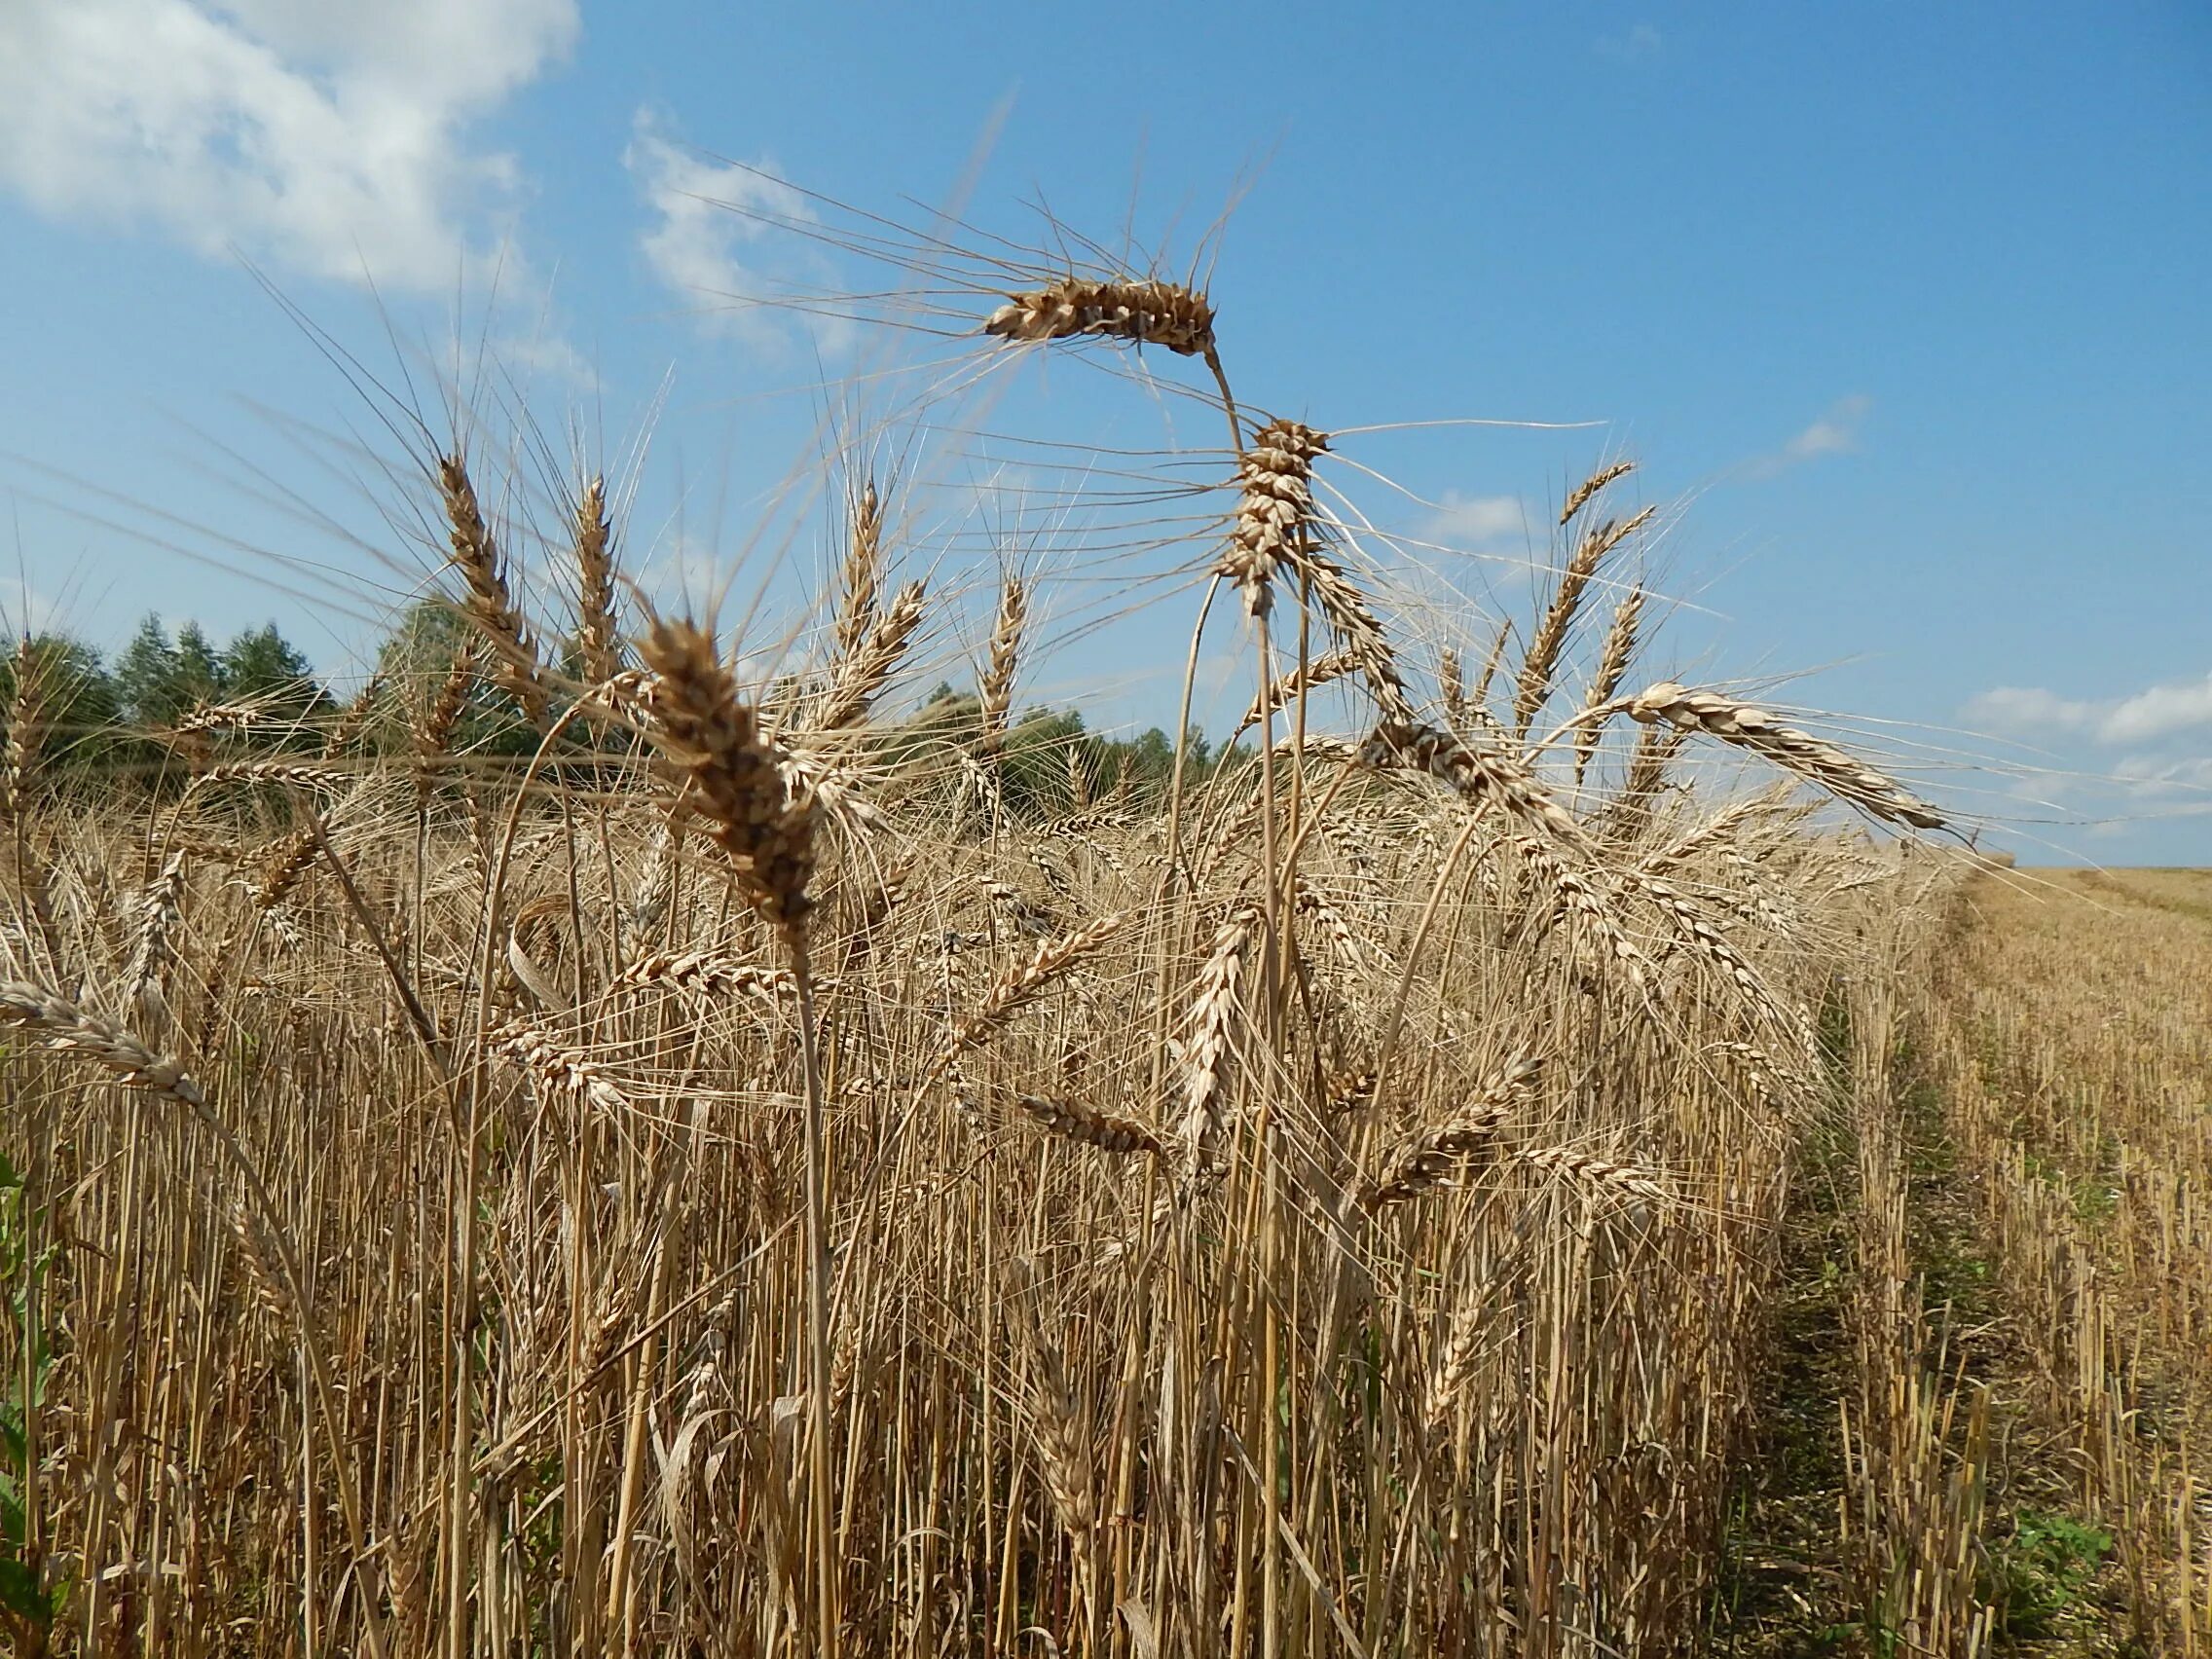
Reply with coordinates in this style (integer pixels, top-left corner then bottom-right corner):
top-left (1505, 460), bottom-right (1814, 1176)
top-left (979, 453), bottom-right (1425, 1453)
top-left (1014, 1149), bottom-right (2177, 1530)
top-left (1, 606), bottom-right (1235, 816)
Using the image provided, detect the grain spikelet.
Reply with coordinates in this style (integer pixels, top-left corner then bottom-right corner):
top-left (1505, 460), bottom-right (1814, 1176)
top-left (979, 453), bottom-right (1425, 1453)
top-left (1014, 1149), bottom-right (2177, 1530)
top-left (1011, 1093), bottom-right (1165, 1158)
top-left (1574, 584), bottom-right (1644, 784)
top-left (816, 582), bottom-right (925, 735)
top-left (832, 479), bottom-right (886, 662)
top-left (1641, 787), bottom-right (1798, 878)
top-left (1236, 647), bottom-right (1359, 739)
top-left (978, 575), bottom-right (1027, 756)
top-left (438, 455), bottom-right (549, 731)
top-left (192, 761), bottom-right (348, 793)
top-left (1628, 682), bottom-right (1945, 830)
top-left (1514, 505), bottom-right (1655, 737)
top-left (318, 673), bottom-right (383, 759)
top-left (1360, 1054), bottom-right (1541, 1207)
top-left (1220, 419), bottom-right (1327, 622)
top-left (175, 700), bottom-right (265, 738)
top-left (639, 614), bottom-right (818, 945)
top-left (1283, 545), bottom-right (1415, 721)
top-left (1560, 460), bottom-right (1636, 527)
top-left (1518, 1144), bottom-right (1667, 1202)
top-left (984, 276), bottom-right (1215, 357)
top-left (490, 1020), bottom-right (627, 1115)
top-left (3, 634), bottom-right (47, 816)
top-left (1361, 719), bottom-right (1597, 859)
top-left (414, 642), bottom-right (475, 803)
top-left (255, 831), bottom-right (318, 911)
top-left (124, 850), bottom-right (187, 1016)
top-left (932, 911), bottom-right (1126, 1080)
top-left (1513, 835), bottom-right (1649, 989)
top-left (572, 475), bottom-right (622, 687)
top-left (0, 981), bottom-right (206, 1107)
top-left (618, 951), bottom-right (805, 1004)
top-left (1178, 903), bottom-right (1259, 1176)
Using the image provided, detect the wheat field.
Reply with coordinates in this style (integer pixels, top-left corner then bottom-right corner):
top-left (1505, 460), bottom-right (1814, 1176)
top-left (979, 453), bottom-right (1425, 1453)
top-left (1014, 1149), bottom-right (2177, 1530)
top-left (0, 233), bottom-right (2199, 1659)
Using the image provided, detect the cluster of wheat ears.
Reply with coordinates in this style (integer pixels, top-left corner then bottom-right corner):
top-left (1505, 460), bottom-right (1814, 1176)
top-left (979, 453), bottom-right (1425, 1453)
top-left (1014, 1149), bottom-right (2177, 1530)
top-left (0, 208), bottom-right (1968, 1656)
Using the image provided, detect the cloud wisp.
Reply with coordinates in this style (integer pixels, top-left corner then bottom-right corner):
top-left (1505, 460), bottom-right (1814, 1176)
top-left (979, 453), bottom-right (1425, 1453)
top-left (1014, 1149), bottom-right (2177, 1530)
top-left (626, 112), bottom-right (852, 354)
top-left (1418, 491), bottom-right (1532, 552)
top-left (1964, 669), bottom-right (2212, 834)
top-left (1742, 394), bottom-right (1873, 479)
top-left (0, 0), bottom-right (578, 289)
top-left (1965, 671), bottom-right (2212, 749)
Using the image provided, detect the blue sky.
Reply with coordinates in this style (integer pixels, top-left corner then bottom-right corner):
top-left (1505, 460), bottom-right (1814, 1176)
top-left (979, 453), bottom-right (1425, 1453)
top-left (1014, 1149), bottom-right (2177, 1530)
top-left (0, 1), bottom-right (2206, 863)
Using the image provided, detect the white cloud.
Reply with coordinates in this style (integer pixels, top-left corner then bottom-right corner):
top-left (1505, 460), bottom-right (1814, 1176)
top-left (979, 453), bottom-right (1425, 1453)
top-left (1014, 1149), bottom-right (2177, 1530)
top-left (1784, 394), bottom-right (1871, 461)
top-left (0, 0), bottom-right (575, 288)
top-left (1744, 394), bottom-right (1872, 479)
top-left (642, 533), bottom-right (735, 610)
top-left (2113, 754), bottom-right (2212, 795)
top-left (1960, 684), bottom-right (2102, 737)
top-left (626, 112), bottom-right (844, 351)
top-left (1966, 671), bottom-right (2212, 747)
top-left (1420, 492), bottom-right (1530, 550)
top-left (2100, 673), bottom-right (2212, 745)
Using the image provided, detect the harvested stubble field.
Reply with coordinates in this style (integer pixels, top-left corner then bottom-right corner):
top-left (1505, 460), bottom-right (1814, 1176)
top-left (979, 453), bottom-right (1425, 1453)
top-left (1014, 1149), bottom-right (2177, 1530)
top-left (0, 226), bottom-right (2199, 1659)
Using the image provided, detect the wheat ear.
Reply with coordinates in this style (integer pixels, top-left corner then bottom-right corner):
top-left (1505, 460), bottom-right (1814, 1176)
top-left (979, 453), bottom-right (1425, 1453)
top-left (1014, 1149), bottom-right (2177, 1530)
top-left (931, 911), bottom-right (1127, 1081)
top-left (638, 614), bottom-right (819, 946)
top-left (831, 479), bottom-right (886, 662)
top-left (1573, 584), bottom-right (1644, 784)
top-left (1628, 682), bottom-right (1945, 830)
top-left (978, 575), bottom-right (1027, 756)
top-left (1560, 460), bottom-right (1636, 527)
top-left (1011, 1093), bottom-right (1165, 1158)
top-left (438, 455), bottom-right (549, 731)
top-left (1514, 505), bottom-right (1654, 737)
top-left (984, 276), bottom-right (1216, 357)
top-left (816, 582), bottom-right (925, 735)
top-left (1359, 1053), bottom-right (1542, 1207)
top-left (1177, 903), bottom-right (1259, 1179)
top-left (572, 475), bottom-right (622, 687)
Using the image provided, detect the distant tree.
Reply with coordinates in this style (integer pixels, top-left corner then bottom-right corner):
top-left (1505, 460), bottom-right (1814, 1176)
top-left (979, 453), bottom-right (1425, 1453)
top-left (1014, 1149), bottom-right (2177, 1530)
top-left (114, 615), bottom-right (182, 726)
top-left (221, 623), bottom-right (315, 698)
top-left (113, 612), bottom-right (327, 738)
top-left (1003, 707), bottom-right (1088, 818)
top-left (172, 621), bottom-right (223, 707)
top-left (0, 634), bottom-right (121, 777)
top-left (373, 599), bottom-right (537, 760)
top-left (221, 621), bottom-right (329, 735)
